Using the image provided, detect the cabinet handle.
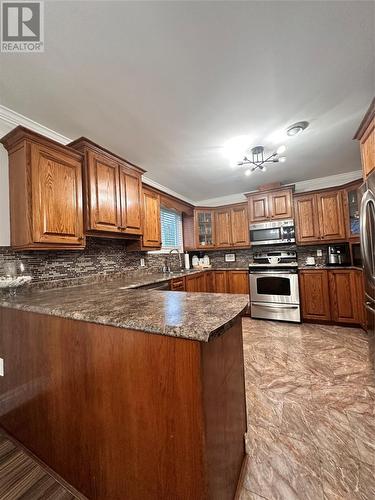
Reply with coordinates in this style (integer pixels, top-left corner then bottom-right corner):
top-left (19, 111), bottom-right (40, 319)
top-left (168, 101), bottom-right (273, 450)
top-left (118, 226), bottom-right (126, 230)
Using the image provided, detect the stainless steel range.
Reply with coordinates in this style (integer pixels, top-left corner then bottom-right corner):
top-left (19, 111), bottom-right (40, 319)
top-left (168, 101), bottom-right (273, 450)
top-left (249, 251), bottom-right (301, 323)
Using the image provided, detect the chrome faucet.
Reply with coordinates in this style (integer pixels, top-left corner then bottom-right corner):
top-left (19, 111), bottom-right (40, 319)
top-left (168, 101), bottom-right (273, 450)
top-left (169, 249), bottom-right (183, 271)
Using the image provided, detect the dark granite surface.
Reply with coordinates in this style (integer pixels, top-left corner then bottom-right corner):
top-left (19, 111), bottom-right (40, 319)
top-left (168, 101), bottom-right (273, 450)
top-left (0, 277), bottom-right (249, 342)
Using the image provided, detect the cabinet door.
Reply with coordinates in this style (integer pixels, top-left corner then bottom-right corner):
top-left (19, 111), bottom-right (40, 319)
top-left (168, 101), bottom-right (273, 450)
top-left (294, 194), bottom-right (320, 244)
top-left (213, 271), bottom-right (227, 293)
top-left (345, 184), bottom-right (361, 240)
top-left (185, 275), bottom-right (198, 292)
top-left (197, 273), bottom-right (207, 292)
top-left (142, 189), bottom-right (161, 247)
top-left (360, 120), bottom-right (375, 179)
top-left (231, 205), bottom-right (250, 247)
top-left (215, 209), bottom-right (232, 248)
top-left (299, 270), bottom-right (331, 321)
top-left (119, 164), bottom-right (142, 235)
top-left (87, 151), bottom-right (121, 233)
top-left (317, 190), bottom-right (346, 241)
top-left (329, 270), bottom-right (360, 324)
top-left (248, 194), bottom-right (269, 223)
top-left (205, 271), bottom-right (214, 293)
top-left (31, 144), bottom-right (84, 245)
top-left (227, 271), bottom-right (249, 294)
top-left (195, 210), bottom-right (215, 248)
top-left (269, 189), bottom-right (293, 220)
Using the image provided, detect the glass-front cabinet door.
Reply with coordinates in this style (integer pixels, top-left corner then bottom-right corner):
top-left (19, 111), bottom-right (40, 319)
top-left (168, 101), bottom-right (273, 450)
top-left (195, 209), bottom-right (215, 248)
top-left (346, 183), bottom-right (361, 239)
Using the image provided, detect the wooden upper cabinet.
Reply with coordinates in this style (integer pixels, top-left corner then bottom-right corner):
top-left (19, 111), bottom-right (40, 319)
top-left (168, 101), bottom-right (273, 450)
top-left (269, 189), bottom-right (293, 220)
top-left (87, 150), bottom-right (121, 233)
top-left (247, 187), bottom-right (293, 223)
top-left (248, 193), bottom-right (269, 222)
top-left (317, 190), bottom-right (346, 241)
top-left (142, 188), bottom-right (161, 247)
top-left (195, 209), bottom-right (215, 248)
top-left (354, 99), bottom-right (375, 179)
top-left (299, 270), bottom-right (331, 321)
top-left (215, 209), bottom-right (232, 248)
top-left (230, 204), bottom-right (250, 246)
top-left (1, 126), bottom-right (85, 250)
top-left (294, 188), bottom-right (348, 244)
top-left (69, 137), bottom-right (144, 237)
top-left (119, 164), bottom-right (142, 235)
top-left (294, 194), bottom-right (320, 243)
top-left (360, 122), bottom-right (375, 178)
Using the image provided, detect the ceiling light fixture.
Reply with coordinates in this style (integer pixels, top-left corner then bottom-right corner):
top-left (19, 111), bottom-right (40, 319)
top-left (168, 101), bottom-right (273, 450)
top-left (237, 145), bottom-right (286, 173)
top-left (286, 121), bottom-right (309, 137)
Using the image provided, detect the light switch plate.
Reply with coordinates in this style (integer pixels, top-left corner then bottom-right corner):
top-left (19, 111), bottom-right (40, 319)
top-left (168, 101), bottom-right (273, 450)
top-left (0, 358), bottom-right (4, 376)
top-left (317, 249), bottom-right (323, 257)
top-left (140, 258), bottom-right (145, 267)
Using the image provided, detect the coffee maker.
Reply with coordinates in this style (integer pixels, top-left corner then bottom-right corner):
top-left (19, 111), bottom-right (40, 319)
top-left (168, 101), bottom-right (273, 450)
top-left (327, 243), bottom-right (350, 266)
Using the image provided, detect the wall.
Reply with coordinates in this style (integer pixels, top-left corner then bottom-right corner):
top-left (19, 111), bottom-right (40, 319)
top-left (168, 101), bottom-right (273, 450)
top-left (0, 238), bottom-right (181, 288)
top-left (0, 120), bottom-right (12, 246)
top-left (190, 244), bottom-right (329, 268)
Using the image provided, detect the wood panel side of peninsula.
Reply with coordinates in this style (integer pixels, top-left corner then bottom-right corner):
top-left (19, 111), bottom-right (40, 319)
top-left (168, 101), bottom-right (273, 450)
top-left (0, 308), bottom-right (247, 500)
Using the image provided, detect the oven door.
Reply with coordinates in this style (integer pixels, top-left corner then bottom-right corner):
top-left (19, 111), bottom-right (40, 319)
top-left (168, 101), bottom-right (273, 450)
top-left (250, 272), bottom-right (299, 304)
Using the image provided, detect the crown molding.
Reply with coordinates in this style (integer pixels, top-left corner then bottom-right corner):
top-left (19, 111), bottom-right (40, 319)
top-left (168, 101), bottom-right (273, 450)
top-left (293, 170), bottom-right (362, 193)
top-left (0, 105), bottom-right (72, 144)
top-left (142, 176), bottom-right (195, 205)
top-left (196, 170), bottom-right (363, 206)
top-left (0, 105), bottom-right (195, 205)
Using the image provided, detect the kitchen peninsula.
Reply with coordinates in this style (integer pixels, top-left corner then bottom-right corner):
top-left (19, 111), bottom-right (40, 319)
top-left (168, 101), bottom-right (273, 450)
top-left (0, 279), bottom-right (249, 500)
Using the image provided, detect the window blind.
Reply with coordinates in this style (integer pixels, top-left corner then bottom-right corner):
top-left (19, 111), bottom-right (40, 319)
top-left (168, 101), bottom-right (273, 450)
top-left (160, 207), bottom-right (183, 251)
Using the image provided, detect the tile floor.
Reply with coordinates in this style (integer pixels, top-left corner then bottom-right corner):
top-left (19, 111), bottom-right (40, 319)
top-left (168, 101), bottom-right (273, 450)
top-left (239, 318), bottom-right (375, 500)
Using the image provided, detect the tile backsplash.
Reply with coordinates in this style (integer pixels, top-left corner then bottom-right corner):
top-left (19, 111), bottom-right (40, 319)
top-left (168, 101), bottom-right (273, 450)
top-left (190, 244), bottom-right (329, 267)
top-left (0, 238), bottom-right (331, 289)
top-left (0, 238), bottom-right (181, 287)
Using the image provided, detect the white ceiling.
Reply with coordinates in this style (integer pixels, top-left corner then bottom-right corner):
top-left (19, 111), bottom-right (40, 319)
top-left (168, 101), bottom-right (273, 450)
top-left (0, 1), bottom-right (374, 203)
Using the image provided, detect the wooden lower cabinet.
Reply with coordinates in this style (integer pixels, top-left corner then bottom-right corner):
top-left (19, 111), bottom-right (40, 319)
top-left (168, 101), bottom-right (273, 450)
top-left (184, 270), bottom-right (250, 295)
top-left (170, 277), bottom-right (185, 291)
top-left (329, 270), bottom-right (358, 324)
top-left (300, 269), bottom-right (365, 326)
top-left (227, 271), bottom-right (250, 294)
top-left (0, 309), bottom-right (246, 500)
top-left (213, 271), bottom-right (228, 293)
top-left (299, 270), bottom-right (331, 321)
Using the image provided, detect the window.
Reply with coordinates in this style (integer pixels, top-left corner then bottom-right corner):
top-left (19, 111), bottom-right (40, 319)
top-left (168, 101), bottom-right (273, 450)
top-left (159, 207), bottom-right (183, 252)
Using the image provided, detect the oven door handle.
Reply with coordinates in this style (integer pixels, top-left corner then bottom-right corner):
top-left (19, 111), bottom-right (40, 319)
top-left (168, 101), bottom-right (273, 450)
top-left (252, 302), bottom-right (299, 310)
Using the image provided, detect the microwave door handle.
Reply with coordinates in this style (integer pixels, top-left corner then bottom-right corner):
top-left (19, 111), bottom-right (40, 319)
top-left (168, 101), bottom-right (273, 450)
top-left (360, 190), bottom-right (375, 286)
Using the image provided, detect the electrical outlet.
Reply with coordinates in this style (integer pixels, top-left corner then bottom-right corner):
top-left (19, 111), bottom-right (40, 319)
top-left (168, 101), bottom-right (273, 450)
top-left (317, 249), bottom-right (323, 257)
top-left (140, 258), bottom-right (145, 267)
top-left (0, 358), bottom-right (4, 376)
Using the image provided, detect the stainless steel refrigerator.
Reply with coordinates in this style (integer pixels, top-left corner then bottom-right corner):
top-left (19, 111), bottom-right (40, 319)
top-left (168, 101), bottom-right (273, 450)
top-left (360, 170), bottom-right (375, 369)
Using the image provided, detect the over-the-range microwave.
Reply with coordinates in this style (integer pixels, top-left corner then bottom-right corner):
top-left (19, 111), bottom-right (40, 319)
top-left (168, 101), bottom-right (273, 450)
top-left (249, 219), bottom-right (295, 246)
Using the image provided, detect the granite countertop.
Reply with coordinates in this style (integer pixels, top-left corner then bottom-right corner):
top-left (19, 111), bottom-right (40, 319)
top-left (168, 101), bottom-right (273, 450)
top-left (298, 265), bottom-right (363, 271)
top-left (0, 278), bottom-right (249, 342)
